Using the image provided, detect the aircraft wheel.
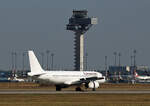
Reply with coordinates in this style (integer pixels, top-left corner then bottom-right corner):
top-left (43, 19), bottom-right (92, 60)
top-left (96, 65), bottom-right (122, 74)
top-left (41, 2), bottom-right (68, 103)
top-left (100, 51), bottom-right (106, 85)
top-left (92, 81), bottom-right (96, 91)
top-left (75, 87), bottom-right (82, 91)
top-left (56, 85), bottom-right (61, 91)
top-left (92, 88), bottom-right (96, 91)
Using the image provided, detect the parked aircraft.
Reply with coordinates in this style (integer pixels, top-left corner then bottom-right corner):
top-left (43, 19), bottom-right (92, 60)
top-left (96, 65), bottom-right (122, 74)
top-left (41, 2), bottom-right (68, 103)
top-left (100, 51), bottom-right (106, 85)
top-left (134, 71), bottom-right (150, 80)
top-left (10, 74), bottom-right (25, 82)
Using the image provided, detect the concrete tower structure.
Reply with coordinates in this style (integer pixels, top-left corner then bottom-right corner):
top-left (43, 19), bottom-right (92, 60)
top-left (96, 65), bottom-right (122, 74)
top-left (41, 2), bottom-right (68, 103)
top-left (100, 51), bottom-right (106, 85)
top-left (66, 10), bottom-right (97, 71)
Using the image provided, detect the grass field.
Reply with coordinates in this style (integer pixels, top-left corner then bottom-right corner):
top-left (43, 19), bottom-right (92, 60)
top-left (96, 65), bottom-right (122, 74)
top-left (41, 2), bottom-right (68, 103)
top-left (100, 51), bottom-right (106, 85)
top-left (0, 83), bottom-right (150, 106)
top-left (0, 94), bottom-right (150, 106)
top-left (0, 82), bottom-right (150, 90)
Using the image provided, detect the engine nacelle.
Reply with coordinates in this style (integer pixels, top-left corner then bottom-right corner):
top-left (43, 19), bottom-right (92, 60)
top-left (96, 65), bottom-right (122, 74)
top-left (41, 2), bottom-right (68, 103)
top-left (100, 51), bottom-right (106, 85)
top-left (87, 81), bottom-right (99, 89)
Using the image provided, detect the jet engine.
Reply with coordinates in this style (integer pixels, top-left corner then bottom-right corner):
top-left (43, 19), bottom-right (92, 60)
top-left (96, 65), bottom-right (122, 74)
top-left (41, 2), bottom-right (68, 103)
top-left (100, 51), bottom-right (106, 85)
top-left (85, 81), bottom-right (99, 89)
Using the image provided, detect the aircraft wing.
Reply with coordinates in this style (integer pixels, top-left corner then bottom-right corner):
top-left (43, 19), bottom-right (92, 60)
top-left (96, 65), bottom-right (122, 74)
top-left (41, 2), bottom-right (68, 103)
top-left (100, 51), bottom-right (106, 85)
top-left (79, 77), bottom-right (104, 83)
top-left (64, 77), bottom-right (104, 85)
top-left (64, 79), bottom-right (80, 85)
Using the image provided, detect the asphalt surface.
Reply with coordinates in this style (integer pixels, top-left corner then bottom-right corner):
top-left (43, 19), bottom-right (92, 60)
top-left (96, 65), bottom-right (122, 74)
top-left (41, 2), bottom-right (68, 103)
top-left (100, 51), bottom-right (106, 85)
top-left (0, 90), bottom-right (150, 94)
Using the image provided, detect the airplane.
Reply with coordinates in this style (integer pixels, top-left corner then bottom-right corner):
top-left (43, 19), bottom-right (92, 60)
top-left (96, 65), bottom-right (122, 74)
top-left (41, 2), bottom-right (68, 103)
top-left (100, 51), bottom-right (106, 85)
top-left (28, 50), bottom-right (106, 91)
top-left (134, 71), bottom-right (150, 80)
top-left (10, 74), bottom-right (25, 82)
top-left (13, 76), bottom-right (25, 82)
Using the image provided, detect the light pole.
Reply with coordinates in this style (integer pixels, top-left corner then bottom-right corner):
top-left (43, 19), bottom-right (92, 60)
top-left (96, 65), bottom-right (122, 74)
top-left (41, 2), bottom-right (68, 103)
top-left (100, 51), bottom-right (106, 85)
top-left (14, 52), bottom-right (17, 72)
top-left (118, 52), bottom-right (121, 66)
top-left (131, 55), bottom-right (133, 66)
top-left (133, 50), bottom-right (137, 67)
top-left (40, 52), bottom-right (44, 69)
top-left (22, 52), bottom-right (26, 71)
top-left (46, 50), bottom-right (50, 70)
top-left (132, 49), bottom-right (137, 84)
top-left (11, 52), bottom-right (15, 77)
top-left (11, 52), bottom-right (14, 71)
top-left (105, 56), bottom-right (108, 79)
top-left (113, 52), bottom-right (117, 66)
top-left (12, 52), bottom-right (17, 77)
top-left (51, 53), bottom-right (54, 70)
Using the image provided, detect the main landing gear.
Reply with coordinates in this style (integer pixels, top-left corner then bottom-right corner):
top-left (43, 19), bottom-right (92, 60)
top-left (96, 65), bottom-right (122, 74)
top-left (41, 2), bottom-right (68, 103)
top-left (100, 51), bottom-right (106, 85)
top-left (92, 88), bottom-right (96, 91)
top-left (75, 87), bottom-right (82, 91)
top-left (92, 81), bottom-right (96, 91)
top-left (56, 85), bottom-right (62, 91)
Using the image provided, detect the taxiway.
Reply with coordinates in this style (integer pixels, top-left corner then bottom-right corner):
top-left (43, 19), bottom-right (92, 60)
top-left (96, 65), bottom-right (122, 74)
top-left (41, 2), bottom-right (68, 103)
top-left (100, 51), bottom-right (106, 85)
top-left (0, 90), bottom-right (150, 94)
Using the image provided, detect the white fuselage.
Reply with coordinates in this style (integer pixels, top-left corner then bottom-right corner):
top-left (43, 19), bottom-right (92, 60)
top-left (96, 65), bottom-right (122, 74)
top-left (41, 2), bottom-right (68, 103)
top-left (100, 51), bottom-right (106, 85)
top-left (29, 71), bottom-right (104, 85)
top-left (136, 76), bottom-right (150, 80)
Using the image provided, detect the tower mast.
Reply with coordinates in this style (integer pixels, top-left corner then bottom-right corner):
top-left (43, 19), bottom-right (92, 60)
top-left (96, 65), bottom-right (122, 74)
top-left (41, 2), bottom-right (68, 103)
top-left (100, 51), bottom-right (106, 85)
top-left (66, 10), bottom-right (97, 71)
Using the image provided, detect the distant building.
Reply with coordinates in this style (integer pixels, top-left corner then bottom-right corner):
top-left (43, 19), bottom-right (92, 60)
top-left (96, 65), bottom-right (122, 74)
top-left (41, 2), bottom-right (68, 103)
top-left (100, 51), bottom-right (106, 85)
top-left (109, 66), bottom-right (130, 75)
top-left (136, 65), bottom-right (149, 71)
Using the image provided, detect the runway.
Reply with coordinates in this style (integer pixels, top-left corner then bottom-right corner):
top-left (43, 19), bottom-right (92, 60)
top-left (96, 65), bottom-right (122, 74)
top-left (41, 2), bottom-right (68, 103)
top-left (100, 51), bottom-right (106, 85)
top-left (0, 90), bottom-right (150, 94)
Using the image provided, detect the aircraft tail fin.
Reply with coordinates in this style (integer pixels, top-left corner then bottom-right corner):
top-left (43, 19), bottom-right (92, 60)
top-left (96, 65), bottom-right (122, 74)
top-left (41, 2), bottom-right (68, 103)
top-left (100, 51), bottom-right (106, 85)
top-left (134, 71), bottom-right (139, 77)
top-left (28, 50), bottom-right (44, 76)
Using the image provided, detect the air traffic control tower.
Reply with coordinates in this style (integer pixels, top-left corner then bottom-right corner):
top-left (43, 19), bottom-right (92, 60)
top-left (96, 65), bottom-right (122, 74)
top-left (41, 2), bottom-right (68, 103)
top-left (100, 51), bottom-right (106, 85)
top-left (66, 10), bottom-right (97, 71)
